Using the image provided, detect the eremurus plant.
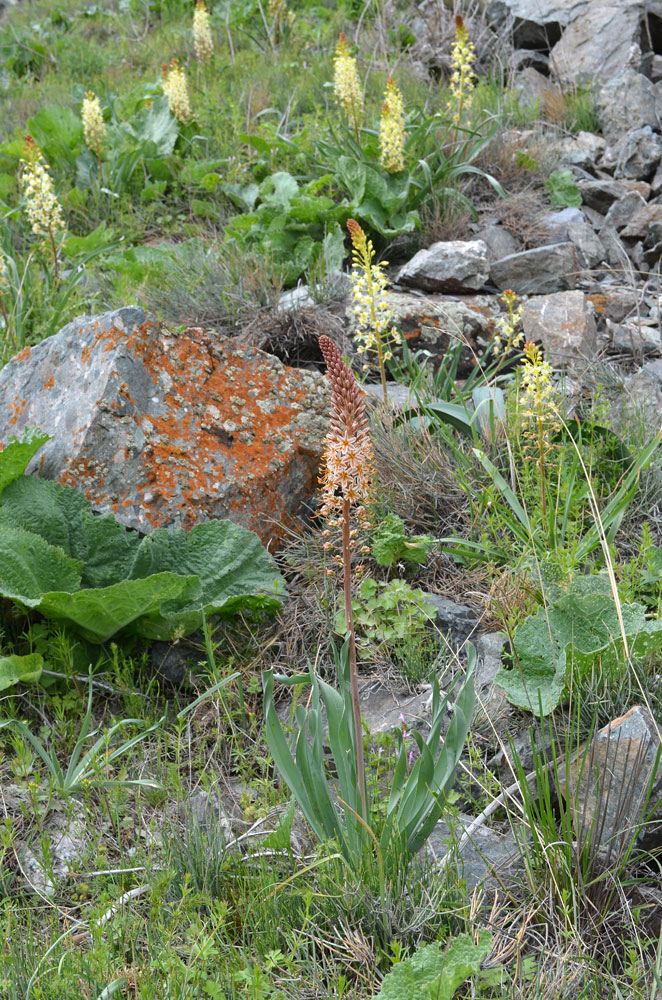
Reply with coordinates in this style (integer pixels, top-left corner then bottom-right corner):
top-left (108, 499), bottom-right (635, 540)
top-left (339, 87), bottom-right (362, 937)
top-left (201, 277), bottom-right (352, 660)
top-left (317, 333), bottom-right (373, 816)
top-left (263, 337), bottom-right (476, 877)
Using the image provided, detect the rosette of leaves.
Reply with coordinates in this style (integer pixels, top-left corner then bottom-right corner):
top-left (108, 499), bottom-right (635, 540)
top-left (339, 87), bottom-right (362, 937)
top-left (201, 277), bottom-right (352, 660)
top-left (496, 572), bottom-right (662, 716)
top-left (0, 430), bottom-right (284, 689)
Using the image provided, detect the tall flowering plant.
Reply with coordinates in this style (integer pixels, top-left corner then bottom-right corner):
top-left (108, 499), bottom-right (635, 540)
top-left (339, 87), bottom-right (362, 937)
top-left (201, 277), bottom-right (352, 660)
top-left (81, 91), bottom-right (107, 184)
top-left (447, 13), bottom-right (477, 128)
top-left (263, 337), bottom-right (475, 875)
top-left (20, 136), bottom-right (65, 283)
top-left (347, 218), bottom-right (402, 404)
top-left (193, 0), bottom-right (214, 62)
top-left (379, 77), bottom-right (406, 173)
top-left (161, 59), bottom-right (193, 124)
top-left (333, 32), bottom-right (363, 140)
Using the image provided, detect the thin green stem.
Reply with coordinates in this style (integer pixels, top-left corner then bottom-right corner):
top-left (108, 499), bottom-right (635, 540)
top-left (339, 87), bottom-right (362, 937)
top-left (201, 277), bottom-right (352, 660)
top-left (342, 496), bottom-right (366, 820)
top-left (48, 225), bottom-right (59, 285)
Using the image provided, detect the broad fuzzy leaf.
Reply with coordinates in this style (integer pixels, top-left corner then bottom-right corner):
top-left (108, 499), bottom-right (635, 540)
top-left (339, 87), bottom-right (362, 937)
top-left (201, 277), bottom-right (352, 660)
top-left (0, 450), bottom-right (284, 642)
top-left (496, 576), bottom-right (662, 715)
top-left (374, 932), bottom-right (492, 1000)
top-left (0, 653), bottom-right (43, 692)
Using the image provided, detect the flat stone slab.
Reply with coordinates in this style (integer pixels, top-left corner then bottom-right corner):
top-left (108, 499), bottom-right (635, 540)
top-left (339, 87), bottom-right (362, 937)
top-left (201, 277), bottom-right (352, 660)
top-left (490, 244), bottom-right (580, 295)
top-left (559, 705), bottom-right (662, 857)
top-left (0, 307), bottom-right (330, 547)
top-left (396, 240), bottom-right (489, 294)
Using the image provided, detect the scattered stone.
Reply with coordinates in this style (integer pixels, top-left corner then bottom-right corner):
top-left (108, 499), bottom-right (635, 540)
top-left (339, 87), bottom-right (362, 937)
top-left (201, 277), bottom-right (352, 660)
top-left (490, 244), bottom-right (580, 295)
top-left (559, 705), bottom-right (662, 857)
top-left (424, 595), bottom-right (480, 649)
top-left (521, 290), bottom-right (597, 370)
top-left (0, 307), bottom-right (330, 549)
top-left (608, 318), bottom-right (662, 355)
top-left (20, 814), bottom-right (88, 896)
top-left (597, 223), bottom-right (631, 269)
top-left (538, 207), bottom-right (585, 245)
top-left (358, 678), bottom-right (441, 738)
top-left (642, 221), bottom-right (662, 266)
top-left (396, 240), bottom-right (490, 294)
top-left (149, 637), bottom-right (202, 686)
top-left (486, 0), bottom-right (575, 49)
top-left (586, 286), bottom-right (639, 324)
top-left (596, 71), bottom-right (659, 145)
top-left (559, 130), bottom-right (606, 173)
top-left (476, 223), bottom-right (521, 262)
top-left (473, 632), bottom-right (510, 730)
top-left (620, 203), bottom-right (662, 239)
top-left (425, 811), bottom-right (518, 891)
top-left (577, 178), bottom-right (645, 214)
top-left (567, 221), bottom-right (607, 269)
top-left (622, 356), bottom-right (662, 432)
top-left (514, 66), bottom-right (562, 115)
top-left (382, 291), bottom-right (496, 376)
top-left (613, 126), bottom-right (662, 181)
top-left (604, 191), bottom-right (648, 232)
top-left (178, 790), bottom-right (234, 841)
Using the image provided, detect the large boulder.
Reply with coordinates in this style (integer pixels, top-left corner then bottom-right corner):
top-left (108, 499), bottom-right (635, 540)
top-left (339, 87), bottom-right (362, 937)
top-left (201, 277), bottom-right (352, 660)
top-left (489, 1), bottom-right (662, 85)
top-left (597, 72), bottom-right (659, 146)
top-left (0, 307), bottom-right (330, 548)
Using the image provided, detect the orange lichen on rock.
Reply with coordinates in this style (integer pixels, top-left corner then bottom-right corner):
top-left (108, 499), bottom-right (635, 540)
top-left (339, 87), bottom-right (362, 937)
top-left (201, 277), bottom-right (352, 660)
top-left (2, 309), bottom-right (330, 549)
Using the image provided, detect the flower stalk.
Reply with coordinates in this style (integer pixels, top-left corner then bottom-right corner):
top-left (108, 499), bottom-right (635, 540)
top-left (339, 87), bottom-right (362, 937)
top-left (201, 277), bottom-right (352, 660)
top-left (347, 218), bottom-right (401, 405)
top-left (333, 33), bottom-right (363, 142)
top-left (20, 135), bottom-right (65, 284)
top-left (161, 58), bottom-right (193, 123)
top-left (519, 341), bottom-right (559, 534)
top-left (318, 334), bottom-right (374, 819)
top-left (379, 77), bottom-right (406, 173)
top-left (193, 0), bottom-right (214, 62)
top-left (447, 14), bottom-right (477, 131)
top-left (81, 91), bottom-right (107, 185)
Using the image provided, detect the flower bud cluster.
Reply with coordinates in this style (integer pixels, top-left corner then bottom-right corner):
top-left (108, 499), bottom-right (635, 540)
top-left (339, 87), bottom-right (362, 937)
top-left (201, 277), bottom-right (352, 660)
top-left (318, 335), bottom-right (374, 534)
top-left (20, 136), bottom-right (65, 238)
top-left (193, 0), bottom-right (214, 61)
top-left (333, 33), bottom-right (363, 126)
top-left (162, 59), bottom-right (192, 123)
top-left (379, 77), bottom-right (406, 173)
top-left (447, 14), bottom-right (476, 126)
top-left (81, 92), bottom-right (106, 152)
top-left (492, 289), bottom-right (524, 356)
top-left (347, 219), bottom-right (401, 368)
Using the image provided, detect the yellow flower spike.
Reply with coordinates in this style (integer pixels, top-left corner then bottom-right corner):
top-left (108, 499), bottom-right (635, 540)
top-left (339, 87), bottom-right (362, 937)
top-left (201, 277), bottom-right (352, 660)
top-left (81, 92), bottom-right (106, 152)
top-left (347, 218), bottom-right (401, 405)
top-left (81, 91), bottom-right (107, 184)
top-left (161, 58), bottom-right (193, 124)
top-left (20, 135), bottom-right (65, 282)
top-left (492, 288), bottom-right (524, 357)
top-left (20, 136), bottom-right (65, 239)
top-left (193, 0), bottom-right (214, 62)
top-left (333, 33), bottom-right (363, 137)
top-left (447, 13), bottom-right (477, 127)
top-left (379, 77), bottom-right (406, 173)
